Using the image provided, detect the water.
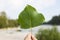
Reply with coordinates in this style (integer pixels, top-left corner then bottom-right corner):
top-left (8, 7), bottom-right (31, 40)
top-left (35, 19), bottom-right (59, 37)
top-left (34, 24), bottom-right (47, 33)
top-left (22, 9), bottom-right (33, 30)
top-left (20, 25), bottom-right (60, 34)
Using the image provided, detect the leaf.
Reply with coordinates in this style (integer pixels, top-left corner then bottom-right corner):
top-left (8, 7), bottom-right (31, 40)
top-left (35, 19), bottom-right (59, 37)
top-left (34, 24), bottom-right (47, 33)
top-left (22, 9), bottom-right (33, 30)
top-left (18, 5), bottom-right (45, 29)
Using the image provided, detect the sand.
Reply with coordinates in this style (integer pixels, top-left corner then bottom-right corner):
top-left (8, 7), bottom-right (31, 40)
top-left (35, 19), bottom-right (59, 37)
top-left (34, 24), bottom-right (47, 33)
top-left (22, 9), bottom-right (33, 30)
top-left (0, 25), bottom-right (57, 40)
top-left (0, 28), bottom-right (28, 40)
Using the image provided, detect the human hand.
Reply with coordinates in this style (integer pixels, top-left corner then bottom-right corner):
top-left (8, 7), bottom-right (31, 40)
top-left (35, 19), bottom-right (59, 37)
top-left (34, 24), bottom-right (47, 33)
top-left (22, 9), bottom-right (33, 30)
top-left (24, 33), bottom-right (37, 40)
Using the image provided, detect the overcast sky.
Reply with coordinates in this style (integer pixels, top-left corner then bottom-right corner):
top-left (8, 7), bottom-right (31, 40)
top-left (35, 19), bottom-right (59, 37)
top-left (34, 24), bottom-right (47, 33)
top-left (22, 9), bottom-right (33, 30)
top-left (0, 0), bottom-right (60, 21)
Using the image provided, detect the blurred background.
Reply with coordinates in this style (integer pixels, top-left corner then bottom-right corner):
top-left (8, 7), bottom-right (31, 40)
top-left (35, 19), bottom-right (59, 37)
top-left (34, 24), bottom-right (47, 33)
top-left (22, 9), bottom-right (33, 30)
top-left (0, 0), bottom-right (60, 40)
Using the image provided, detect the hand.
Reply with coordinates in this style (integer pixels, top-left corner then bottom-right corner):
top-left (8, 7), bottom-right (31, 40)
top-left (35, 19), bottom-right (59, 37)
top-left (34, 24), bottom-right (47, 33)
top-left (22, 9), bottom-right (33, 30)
top-left (24, 33), bottom-right (37, 40)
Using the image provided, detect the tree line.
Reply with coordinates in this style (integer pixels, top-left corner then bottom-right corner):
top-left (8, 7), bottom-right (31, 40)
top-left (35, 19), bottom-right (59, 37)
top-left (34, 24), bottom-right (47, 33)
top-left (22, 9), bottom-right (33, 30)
top-left (0, 11), bottom-right (19, 28)
top-left (44, 15), bottom-right (60, 25)
top-left (0, 11), bottom-right (60, 28)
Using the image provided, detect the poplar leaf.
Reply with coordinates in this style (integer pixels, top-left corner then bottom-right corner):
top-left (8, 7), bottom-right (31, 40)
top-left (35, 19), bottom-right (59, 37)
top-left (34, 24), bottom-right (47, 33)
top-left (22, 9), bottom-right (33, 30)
top-left (18, 5), bottom-right (45, 29)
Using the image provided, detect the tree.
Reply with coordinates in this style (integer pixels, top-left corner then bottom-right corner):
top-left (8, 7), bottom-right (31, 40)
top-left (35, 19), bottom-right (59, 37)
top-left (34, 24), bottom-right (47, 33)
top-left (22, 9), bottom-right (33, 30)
top-left (44, 15), bottom-right (60, 25)
top-left (1, 11), bottom-right (8, 25)
top-left (0, 11), bottom-right (18, 28)
top-left (0, 16), bottom-right (7, 28)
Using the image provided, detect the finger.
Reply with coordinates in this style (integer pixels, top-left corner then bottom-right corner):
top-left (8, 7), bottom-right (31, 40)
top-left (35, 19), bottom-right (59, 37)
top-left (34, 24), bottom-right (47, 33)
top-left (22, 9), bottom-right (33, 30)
top-left (31, 35), bottom-right (37, 40)
top-left (24, 33), bottom-right (31, 40)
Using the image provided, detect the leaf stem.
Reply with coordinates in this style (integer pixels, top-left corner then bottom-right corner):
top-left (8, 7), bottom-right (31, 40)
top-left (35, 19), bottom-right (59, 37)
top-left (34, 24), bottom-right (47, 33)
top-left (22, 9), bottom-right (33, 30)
top-left (30, 14), bottom-right (32, 34)
top-left (30, 26), bottom-right (32, 34)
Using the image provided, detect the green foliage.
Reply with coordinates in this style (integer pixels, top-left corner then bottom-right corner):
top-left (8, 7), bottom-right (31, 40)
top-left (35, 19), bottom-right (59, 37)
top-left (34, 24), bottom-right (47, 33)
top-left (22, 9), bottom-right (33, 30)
top-left (0, 17), bottom-right (6, 28)
top-left (0, 12), bottom-right (7, 28)
top-left (7, 19), bottom-right (18, 27)
top-left (36, 27), bottom-right (60, 40)
top-left (44, 15), bottom-right (60, 25)
top-left (0, 11), bottom-right (18, 28)
top-left (18, 5), bottom-right (45, 29)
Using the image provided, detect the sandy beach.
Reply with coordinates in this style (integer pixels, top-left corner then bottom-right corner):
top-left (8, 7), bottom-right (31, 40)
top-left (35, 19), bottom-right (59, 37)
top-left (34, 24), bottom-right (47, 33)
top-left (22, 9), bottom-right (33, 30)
top-left (0, 28), bottom-right (29, 40)
top-left (0, 25), bottom-right (60, 40)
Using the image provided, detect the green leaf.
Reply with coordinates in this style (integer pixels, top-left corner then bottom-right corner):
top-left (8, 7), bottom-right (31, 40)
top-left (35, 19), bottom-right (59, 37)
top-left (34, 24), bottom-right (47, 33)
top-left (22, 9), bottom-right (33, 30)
top-left (18, 5), bottom-right (45, 29)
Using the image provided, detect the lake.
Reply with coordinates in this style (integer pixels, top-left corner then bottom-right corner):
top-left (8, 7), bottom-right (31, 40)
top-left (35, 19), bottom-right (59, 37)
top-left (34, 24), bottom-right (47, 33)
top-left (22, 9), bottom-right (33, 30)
top-left (20, 25), bottom-right (60, 34)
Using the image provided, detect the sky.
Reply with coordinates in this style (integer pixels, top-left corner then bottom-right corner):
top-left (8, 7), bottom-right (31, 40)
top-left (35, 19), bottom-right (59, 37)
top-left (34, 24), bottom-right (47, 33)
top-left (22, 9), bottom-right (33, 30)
top-left (0, 0), bottom-right (60, 22)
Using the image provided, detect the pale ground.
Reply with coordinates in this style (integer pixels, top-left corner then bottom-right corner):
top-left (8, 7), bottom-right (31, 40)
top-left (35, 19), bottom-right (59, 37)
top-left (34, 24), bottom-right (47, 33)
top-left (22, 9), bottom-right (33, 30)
top-left (0, 25), bottom-right (60, 40)
top-left (0, 28), bottom-right (29, 40)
